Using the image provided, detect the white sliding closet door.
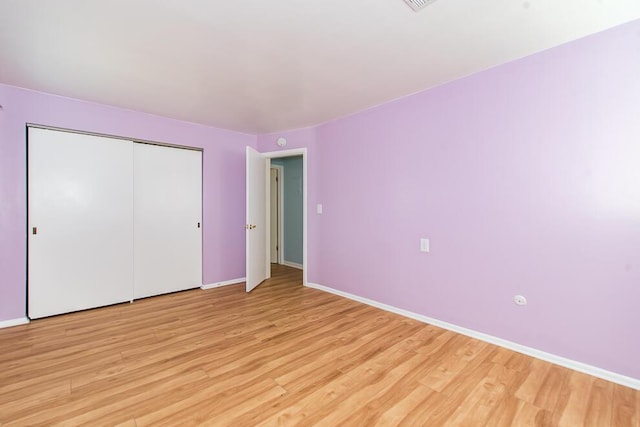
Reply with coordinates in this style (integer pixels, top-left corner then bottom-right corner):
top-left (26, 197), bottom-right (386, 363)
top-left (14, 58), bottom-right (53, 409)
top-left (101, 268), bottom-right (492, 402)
top-left (133, 143), bottom-right (202, 299)
top-left (28, 128), bottom-right (134, 319)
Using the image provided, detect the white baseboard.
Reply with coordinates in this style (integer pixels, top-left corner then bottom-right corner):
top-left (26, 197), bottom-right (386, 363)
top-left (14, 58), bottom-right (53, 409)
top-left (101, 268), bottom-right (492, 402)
top-left (306, 282), bottom-right (640, 391)
top-left (282, 261), bottom-right (303, 270)
top-left (0, 317), bottom-right (30, 329)
top-left (201, 277), bottom-right (246, 290)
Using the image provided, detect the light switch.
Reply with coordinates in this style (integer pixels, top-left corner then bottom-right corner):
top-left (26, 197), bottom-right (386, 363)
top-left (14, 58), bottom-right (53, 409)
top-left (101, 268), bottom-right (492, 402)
top-left (420, 238), bottom-right (429, 253)
top-left (317, 204), bottom-right (323, 214)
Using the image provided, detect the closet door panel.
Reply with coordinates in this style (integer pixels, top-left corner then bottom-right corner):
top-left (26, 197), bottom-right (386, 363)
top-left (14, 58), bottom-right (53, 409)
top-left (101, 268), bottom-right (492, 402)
top-left (28, 128), bottom-right (134, 319)
top-left (133, 144), bottom-right (202, 299)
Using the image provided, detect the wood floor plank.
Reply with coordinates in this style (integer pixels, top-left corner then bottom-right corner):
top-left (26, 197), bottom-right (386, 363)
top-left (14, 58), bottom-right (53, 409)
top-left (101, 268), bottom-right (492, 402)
top-left (315, 352), bottom-right (444, 426)
top-left (375, 382), bottom-right (437, 426)
top-left (515, 357), bottom-right (553, 403)
top-left (3, 370), bottom-right (210, 426)
top-left (0, 264), bottom-right (637, 426)
top-left (612, 381), bottom-right (640, 426)
top-left (557, 371), bottom-right (594, 426)
top-left (533, 365), bottom-right (571, 413)
top-left (584, 378), bottom-right (614, 427)
top-left (444, 363), bottom-right (527, 426)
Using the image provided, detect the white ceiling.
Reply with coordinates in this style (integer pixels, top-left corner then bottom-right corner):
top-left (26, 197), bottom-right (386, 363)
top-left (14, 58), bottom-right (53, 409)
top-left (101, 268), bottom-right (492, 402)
top-left (1, 1), bottom-right (639, 134)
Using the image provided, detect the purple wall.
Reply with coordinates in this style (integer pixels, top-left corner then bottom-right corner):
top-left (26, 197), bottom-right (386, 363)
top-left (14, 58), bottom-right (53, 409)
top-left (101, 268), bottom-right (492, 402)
top-left (309, 20), bottom-right (640, 379)
top-left (0, 84), bottom-right (255, 321)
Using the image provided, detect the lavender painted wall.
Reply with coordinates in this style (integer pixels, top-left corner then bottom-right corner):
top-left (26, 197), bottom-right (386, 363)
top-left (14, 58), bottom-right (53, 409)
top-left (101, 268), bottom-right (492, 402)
top-left (309, 20), bottom-right (640, 379)
top-left (0, 84), bottom-right (255, 321)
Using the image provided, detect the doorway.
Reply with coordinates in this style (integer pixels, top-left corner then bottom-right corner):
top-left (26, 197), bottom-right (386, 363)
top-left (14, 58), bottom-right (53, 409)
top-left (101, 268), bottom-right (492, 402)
top-left (262, 148), bottom-right (309, 286)
top-left (269, 156), bottom-right (303, 273)
top-left (245, 147), bottom-right (307, 291)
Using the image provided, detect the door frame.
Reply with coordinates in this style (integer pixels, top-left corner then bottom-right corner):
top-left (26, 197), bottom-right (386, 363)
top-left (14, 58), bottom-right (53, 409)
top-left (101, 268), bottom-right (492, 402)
top-left (270, 164), bottom-right (285, 265)
top-left (262, 148), bottom-right (307, 286)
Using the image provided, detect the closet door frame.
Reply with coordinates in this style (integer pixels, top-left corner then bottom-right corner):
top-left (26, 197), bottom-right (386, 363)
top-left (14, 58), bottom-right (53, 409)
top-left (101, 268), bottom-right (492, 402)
top-left (26, 124), bottom-right (203, 318)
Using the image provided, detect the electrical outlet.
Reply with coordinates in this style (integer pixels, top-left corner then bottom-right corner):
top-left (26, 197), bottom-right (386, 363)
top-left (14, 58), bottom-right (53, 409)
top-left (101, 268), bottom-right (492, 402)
top-left (513, 295), bottom-right (527, 306)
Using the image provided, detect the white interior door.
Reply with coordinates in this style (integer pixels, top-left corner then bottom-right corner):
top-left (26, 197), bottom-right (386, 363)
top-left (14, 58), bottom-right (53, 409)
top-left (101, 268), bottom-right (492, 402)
top-left (133, 143), bottom-right (202, 299)
top-left (246, 147), bottom-right (268, 292)
top-left (270, 168), bottom-right (279, 264)
top-left (28, 128), bottom-right (134, 319)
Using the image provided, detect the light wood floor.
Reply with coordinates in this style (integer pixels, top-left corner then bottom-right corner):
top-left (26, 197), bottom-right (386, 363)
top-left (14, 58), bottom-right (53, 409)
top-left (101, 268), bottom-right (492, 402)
top-left (1, 265), bottom-right (638, 426)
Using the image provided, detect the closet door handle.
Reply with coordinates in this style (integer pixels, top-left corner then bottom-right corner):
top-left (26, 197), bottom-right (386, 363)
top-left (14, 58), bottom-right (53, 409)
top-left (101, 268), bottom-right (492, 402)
top-left (32, 227), bottom-right (38, 235)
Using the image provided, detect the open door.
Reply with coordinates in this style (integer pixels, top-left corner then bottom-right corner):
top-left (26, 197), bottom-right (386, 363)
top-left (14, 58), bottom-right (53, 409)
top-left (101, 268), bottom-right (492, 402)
top-left (246, 146), bottom-right (269, 292)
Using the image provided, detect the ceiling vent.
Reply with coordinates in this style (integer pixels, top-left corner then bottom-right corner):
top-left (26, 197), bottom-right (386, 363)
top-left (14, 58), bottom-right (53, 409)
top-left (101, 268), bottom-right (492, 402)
top-left (403, 0), bottom-right (438, 12)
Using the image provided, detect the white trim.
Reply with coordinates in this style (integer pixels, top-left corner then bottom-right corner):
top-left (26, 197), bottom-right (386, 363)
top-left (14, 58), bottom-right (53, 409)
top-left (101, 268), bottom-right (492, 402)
top-left (0, 317), bottom-right (30, 329)
top-left (305, 282), bottom-right (640, 391)
top-left (261, 148), bottom-right (307, 286)
top-left (282, 261), bottom-right (303, 270)
top-left (201, 277), bottom-right (246, 290)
